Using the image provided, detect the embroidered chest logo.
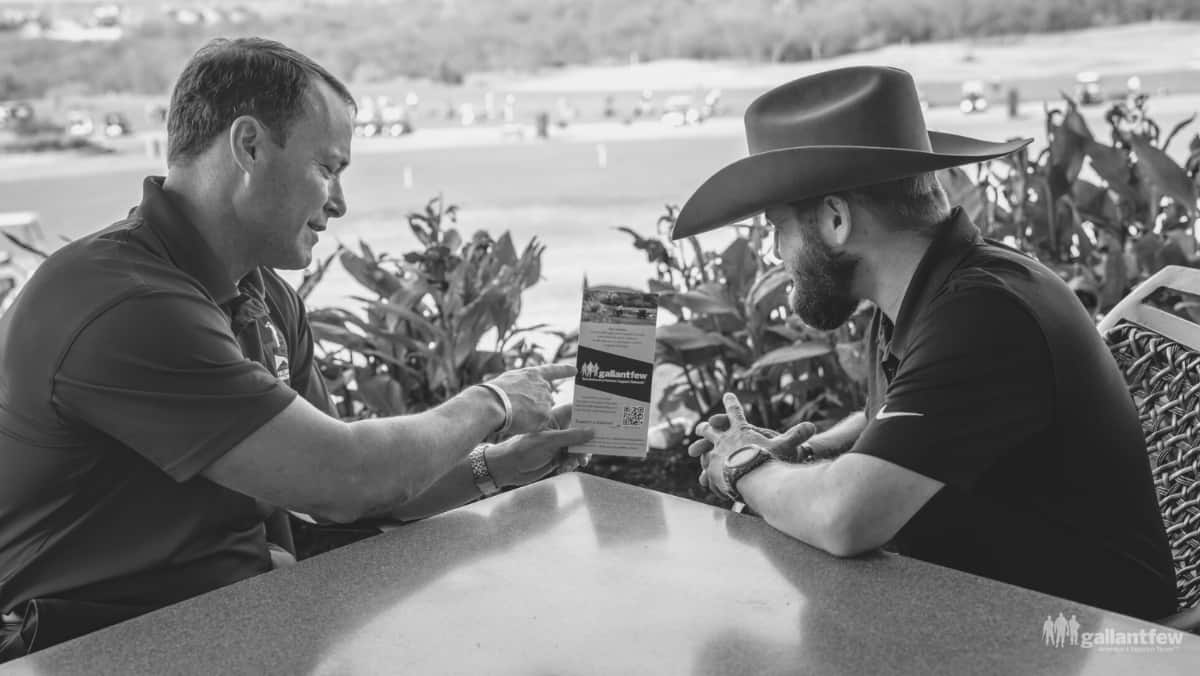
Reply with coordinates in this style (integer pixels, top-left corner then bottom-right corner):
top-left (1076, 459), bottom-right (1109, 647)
top-left (262, 319), bottom-right (291, 384)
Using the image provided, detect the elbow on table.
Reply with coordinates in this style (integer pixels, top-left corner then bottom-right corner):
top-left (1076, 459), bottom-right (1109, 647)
top-left (816, 500), bottom-right (887, 558)
top-left (310, 451), bottom-right (414, 524)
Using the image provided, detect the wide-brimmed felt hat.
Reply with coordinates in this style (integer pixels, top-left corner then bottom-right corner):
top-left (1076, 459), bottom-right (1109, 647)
top-left (671, 66), bottom-right (1033, 239)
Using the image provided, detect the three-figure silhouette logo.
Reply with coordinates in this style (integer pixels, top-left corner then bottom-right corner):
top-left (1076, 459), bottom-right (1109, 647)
top-left (1043, 612), bottom-right (1080, 648)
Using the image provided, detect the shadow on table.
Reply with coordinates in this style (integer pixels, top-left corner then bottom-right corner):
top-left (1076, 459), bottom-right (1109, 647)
top-left (577, 471), bottom-right (669, 547)
top-left (689, 513), bottom-right (1093, 676)
top-left (299, 482), bottom-right (586, 671)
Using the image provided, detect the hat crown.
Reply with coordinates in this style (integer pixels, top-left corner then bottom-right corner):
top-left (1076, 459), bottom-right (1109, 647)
top-left (746, 66), bottom-right (932, 154)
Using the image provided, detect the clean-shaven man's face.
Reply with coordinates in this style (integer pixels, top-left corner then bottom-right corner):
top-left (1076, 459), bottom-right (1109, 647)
top-left (242, 78), bottom-right (353, 270)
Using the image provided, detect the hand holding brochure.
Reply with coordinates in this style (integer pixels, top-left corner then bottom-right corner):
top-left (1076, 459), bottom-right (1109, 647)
top-left (569, 284), bottom-right (657, 457)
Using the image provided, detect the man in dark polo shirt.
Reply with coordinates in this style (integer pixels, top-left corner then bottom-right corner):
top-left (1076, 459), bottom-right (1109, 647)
top-left (681, 67), bottom-right (1177, 620)
top-left (0, 38), bottom-right (591, 659)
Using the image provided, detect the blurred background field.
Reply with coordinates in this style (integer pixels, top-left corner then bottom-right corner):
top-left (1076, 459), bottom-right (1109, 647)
top-left (5, 82), bottom-right (1200, 332)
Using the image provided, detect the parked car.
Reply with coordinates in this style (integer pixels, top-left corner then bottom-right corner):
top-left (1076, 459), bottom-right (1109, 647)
top-left (959, 81), bottom-right (988, 114)
top-left (1075, 71), bottom-right (1104, 106)
top-left (103, 112), bottom-right (131, 137)
top-left (65, 109), bottom-right (95, 137)
top-left (661, 95), bottom-right (701, 127)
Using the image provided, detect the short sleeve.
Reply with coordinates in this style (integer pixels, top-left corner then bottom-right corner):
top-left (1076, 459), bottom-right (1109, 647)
top-left (849, 287), bottom-right (1053, 489)
top-left (53, 289), bottom-right (297, 481)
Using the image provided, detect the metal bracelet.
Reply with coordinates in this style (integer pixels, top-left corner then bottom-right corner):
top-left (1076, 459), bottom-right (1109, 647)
top-left (469, 444), bottom-right (501, 497)
top-left (477, 382), bottom-right (513, 436)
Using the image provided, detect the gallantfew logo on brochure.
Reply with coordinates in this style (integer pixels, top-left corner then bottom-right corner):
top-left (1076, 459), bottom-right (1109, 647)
top-left (576, 346), bottom-right (653, 401)
top-left (580, 361), bottom-right (648, 384)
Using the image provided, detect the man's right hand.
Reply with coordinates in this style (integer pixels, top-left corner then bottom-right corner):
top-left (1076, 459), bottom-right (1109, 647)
top-left (482, 364), bottom-right (577, 435)
top-left (688, 414), bottom-right (817, 463)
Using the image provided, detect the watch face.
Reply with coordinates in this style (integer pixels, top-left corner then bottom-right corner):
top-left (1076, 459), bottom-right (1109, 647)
top-left (727, 447), bottom-right (761, 468)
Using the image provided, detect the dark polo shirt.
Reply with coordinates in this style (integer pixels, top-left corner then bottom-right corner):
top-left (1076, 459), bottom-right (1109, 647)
top-left (852, 208), bottom-right (1177, 620)
top-left (0, 177), bottom-right (333, 614)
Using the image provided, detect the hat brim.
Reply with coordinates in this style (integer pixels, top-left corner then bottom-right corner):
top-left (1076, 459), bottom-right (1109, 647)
top-left (671, 132), bottom-right (1032, 239)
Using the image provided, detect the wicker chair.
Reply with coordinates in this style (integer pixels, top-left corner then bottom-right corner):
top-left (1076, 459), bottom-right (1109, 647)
top-left (1099, 265), bottom-right (1200, 631)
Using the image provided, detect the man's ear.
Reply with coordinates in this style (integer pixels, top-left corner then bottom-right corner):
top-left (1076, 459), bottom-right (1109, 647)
top-left (229, 115), bottom-right (264, 174)
top-left (819, 196), bottom-right (852, 247)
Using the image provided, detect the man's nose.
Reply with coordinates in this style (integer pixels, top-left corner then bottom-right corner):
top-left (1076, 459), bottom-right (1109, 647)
top-left (325, 180), bottom-right (347, 219)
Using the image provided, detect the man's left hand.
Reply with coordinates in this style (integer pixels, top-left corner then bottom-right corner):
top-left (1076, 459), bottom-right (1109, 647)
top-left (485, 403), bottom-right (594, 488)
top-left (693, 393), bottom-right (774, 499)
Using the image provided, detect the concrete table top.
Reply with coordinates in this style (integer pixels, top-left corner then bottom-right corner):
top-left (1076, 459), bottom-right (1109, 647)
top-left (2, 473), bottom-right (1197, 675)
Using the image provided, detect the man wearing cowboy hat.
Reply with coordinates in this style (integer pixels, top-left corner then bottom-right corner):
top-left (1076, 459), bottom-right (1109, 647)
top-left (684, 67), bottom-right (1177, 620)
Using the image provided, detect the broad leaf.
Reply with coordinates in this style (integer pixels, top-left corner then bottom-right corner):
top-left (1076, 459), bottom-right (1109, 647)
top-left (310, 321), bottom-right (372, 352)
top-left (1083, 140), bottom-right (1139, 204)
top-left (719, 238), bottom-right (757, 301)
top-left (360, 299), bottom-right (448, 343)
top-left (743, 342), bottom-right (833, 376)
top-left (357, 372), bottom-right (406, 416)
top-left (672, 285), bottom-right (734, 316)
top-left (1129, 134), bottom-right (1198, 216)
top-left (656, 323), bottom-right (727, 352)
top-left (339, 249), bottom-right (404, 297)
top-left (493, 232), bottom-right (518, 267)
top-left (746, 266), bottom-right (791, 317)
top-left (938, 167), bottom-right (985, 224)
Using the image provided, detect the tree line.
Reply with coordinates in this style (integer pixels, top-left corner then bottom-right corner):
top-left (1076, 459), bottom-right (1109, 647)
top-left (1, 0), bottom-right (1198, 100)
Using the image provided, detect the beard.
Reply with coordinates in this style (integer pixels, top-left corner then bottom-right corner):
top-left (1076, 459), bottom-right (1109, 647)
top-left (787, 230), bottom-right (860, 331)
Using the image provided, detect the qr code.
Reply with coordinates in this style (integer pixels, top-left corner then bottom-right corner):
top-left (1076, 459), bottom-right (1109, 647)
top-left (621, 405), bottom-right (646, 427)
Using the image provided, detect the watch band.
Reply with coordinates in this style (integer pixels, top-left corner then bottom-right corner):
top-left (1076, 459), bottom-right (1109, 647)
top-left (476, 382), bottom-right (513, 436)
top-left (469, 445), bottom-right (501, 497)
top-left (724, 444), bottom-right (772, 503)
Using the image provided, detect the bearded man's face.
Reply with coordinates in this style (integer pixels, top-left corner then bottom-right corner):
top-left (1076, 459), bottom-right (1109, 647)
top-left (765, 203), bottom-right (860, 331)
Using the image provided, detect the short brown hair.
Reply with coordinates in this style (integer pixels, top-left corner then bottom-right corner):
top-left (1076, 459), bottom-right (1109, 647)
top-left (167, 37), bottom-right (355, 165)
top-left (790, 172), bottom-right (951, 236)
top-left (844, 172), bottom-right (951, 233)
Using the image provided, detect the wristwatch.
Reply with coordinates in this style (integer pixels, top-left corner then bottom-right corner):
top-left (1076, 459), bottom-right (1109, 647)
top-left (723, 444), bottom-right (773, 502)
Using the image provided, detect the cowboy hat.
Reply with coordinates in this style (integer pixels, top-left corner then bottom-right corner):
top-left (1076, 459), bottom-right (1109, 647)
top-left (671, 66), bottom-right (1032, 239)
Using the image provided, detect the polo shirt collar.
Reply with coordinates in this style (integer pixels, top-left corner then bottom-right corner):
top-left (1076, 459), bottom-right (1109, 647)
top-left (137, 176), bottom-right (239, 305)
top-left (887, 207), bottom-right (983, 357)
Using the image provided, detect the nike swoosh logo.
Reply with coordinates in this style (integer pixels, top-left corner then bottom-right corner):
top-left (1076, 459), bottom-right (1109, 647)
top-left (877, 405), bottom-right (925, 420)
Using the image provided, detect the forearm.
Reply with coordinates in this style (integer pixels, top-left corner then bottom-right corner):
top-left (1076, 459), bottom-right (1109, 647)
top-left (737, 460), bottom-right (848, 555)
top-left (386, 457), bottom-right (481, 522)
top-left (348, 386), bottom-right (503, 517)
top-left (806, 411), bottom-right (867, 457)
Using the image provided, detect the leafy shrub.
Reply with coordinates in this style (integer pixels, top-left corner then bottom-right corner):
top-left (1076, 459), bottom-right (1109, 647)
top-left (303, 196), bottom-right (576, 419)
top-left (943, 93), bottom-right (1198, 316)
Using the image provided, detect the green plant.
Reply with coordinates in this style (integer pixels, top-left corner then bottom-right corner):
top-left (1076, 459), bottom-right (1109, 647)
top-left (305, 196), bottom-right (576, 419)
top-left (944, 92), bottom-right (1199, 315)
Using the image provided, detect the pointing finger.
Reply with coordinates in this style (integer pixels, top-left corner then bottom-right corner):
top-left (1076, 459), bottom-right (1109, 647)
top-left (723, 392), bottom-right (748, 428)
top-left (532, 363), bottom-right (577, 382)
